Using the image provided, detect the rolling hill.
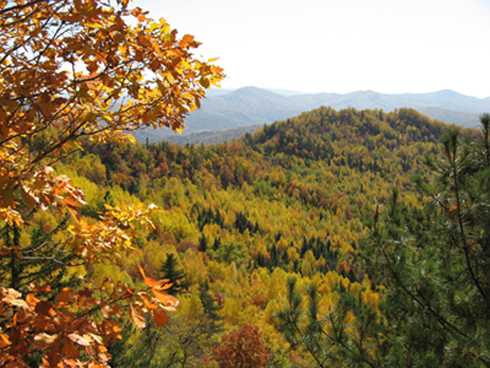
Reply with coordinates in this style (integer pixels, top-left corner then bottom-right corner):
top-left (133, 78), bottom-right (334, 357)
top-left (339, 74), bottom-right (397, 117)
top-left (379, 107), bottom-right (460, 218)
top-left (71, 107), bottom-right (485, 366)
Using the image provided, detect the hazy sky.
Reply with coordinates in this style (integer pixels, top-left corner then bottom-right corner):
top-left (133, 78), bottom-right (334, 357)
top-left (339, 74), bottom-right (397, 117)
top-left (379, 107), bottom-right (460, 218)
top-left (137, 0), bottom-right (490, 97)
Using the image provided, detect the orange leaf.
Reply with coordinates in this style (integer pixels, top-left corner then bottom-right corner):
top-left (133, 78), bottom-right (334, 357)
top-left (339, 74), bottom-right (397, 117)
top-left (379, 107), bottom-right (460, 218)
top-left (153, 308), bottom-right (168, 327)
top-left (138, 264), bottom-right (162, 288)
top-left (26, 293), bottom-right (40, 307)
top-left (179, 34), bottom-right (195, 48)
top-left (131, 7), bottom-right (142, 17)
top-left (152, 290), bottom-right (179, 311)
top-left (138, 265), bottom-right (170, 290)
top-left (139, 293), bottom-right (157, 310)
top-left (154, 280), bottom-right (173, 292)
top-left (0, 333), bottom-right (11, 348)
top-left (63, 195), bottom-right (83, 209)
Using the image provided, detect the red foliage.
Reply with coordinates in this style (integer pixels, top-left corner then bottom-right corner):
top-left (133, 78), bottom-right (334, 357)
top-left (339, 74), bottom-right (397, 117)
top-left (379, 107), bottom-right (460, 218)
top-left (213, 324), bottom-right (270, 368)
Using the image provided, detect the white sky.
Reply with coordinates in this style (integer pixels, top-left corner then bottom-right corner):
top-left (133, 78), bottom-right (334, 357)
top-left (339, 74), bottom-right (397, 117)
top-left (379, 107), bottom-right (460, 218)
top-left (137, 0), bottom-right (490, 97)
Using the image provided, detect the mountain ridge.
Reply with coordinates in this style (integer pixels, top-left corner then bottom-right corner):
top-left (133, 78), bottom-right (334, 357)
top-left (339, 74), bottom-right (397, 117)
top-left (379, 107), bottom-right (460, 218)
top-left (135, 87), bottom-right (490, 143)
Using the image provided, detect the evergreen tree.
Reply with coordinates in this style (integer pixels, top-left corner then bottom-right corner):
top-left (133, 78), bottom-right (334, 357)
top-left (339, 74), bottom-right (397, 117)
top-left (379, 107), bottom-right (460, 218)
top-left (1, 216), bottom-right (74, 293)
top-left (357, 116), bottom-right (490, 366)
top-left (199, 281), bottom-right (223, 335)
top-left (160, 253), bottom-right (187, 295)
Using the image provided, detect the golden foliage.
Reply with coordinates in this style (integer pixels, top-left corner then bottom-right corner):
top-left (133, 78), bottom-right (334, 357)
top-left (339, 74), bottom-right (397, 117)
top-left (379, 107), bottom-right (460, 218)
top-left (0, 0), bottom-right (223, 366)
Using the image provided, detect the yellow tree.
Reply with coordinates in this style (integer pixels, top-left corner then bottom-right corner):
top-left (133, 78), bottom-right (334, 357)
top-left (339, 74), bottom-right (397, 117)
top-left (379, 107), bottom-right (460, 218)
top-left (0, 0), bottom-right (223, 366)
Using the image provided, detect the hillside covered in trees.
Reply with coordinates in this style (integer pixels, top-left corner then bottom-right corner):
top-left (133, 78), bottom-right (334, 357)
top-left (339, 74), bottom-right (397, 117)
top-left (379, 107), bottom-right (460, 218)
top-left (44, 107), bottom-right (489, 367)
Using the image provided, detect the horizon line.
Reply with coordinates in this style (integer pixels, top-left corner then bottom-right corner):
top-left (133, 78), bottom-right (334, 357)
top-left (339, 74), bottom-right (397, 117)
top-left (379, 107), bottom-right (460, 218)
top-left (214, 86), bottom-right (489, 99)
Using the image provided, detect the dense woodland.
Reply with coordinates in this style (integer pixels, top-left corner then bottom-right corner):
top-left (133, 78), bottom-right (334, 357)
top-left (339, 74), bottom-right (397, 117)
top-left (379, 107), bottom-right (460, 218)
top-left (54, 108), bottom-right (490, 366)
top-left (1, 1), bottom-right (490, 367)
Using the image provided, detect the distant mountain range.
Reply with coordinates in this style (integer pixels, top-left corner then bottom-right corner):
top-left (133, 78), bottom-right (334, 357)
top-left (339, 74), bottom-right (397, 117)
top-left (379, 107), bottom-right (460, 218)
top-left (135, 87), bottom-right (490, 143)
top-left (163, 125), bottom-right (260, 145)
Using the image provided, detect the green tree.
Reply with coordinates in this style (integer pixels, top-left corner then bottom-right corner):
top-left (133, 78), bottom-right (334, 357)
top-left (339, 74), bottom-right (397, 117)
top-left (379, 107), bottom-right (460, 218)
top-left (359, 115), bottom-right (490, 367)
top-left (276, 277), bottom-right (382, 368)
top-left (199, 281), bottom-right (223, 335)
top-left (161, 253), bottom-right (187, 295)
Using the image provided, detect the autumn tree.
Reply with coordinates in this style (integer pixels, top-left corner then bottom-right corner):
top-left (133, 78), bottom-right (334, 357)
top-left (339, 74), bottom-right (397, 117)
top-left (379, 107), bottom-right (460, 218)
top-left (0, 0), bottom-right (223, 366)
top-left (212, 324), bottom-right (270, 368)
